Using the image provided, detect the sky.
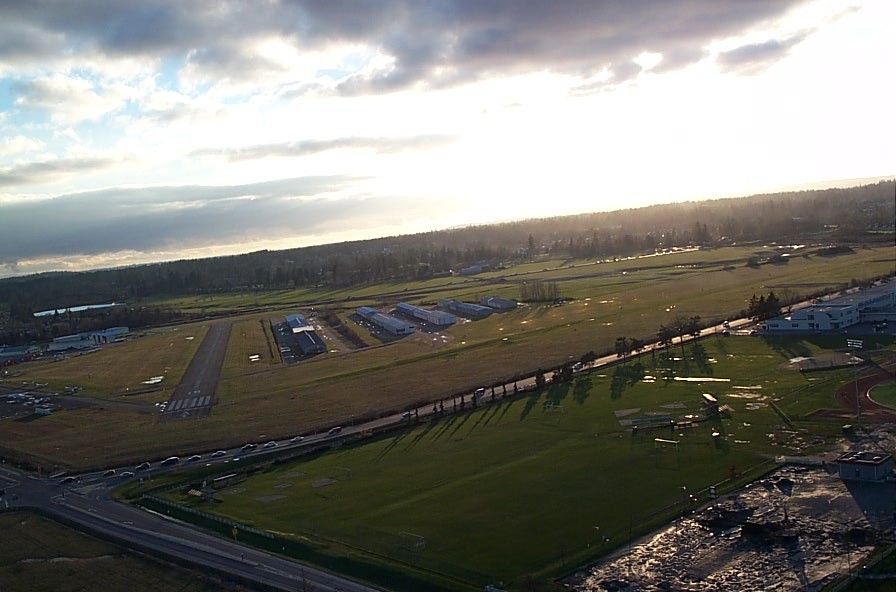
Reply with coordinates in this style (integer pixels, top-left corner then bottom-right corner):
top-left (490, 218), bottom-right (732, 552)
top-left (0, 1), bottom-right (893, 278)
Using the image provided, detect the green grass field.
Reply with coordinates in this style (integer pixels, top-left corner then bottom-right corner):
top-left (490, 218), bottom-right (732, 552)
top-left (157, 334), bottom-right (871, 590)
top-left (0, 512), bottom-right (248, 592)
top-left (0, 244), bottom-right (892, 471)
top-left (868, 380), bottom-right (896, 409)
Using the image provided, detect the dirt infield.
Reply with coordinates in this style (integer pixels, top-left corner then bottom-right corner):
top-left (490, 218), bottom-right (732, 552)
top-left (810, 355), bottom-right (896, 422)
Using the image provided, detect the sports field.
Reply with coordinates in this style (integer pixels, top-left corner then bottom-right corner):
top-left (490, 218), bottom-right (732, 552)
top-left (159, 333), bottom-right (880, 590)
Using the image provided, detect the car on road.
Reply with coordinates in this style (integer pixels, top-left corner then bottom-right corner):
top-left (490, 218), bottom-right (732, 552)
top-left (60, 476), bottom-right (78, 485)
top-left (263, 441), bottom-right (277, 449)
top-left (119, 471), bottom-right (135, 478)
top-left (103, 469), bottom-right (116, 477)
top-left (240, 443), bottom-right (257, 452)
top-left (187, 454), bottom-right (201, 462)
top-left (135, 462), bottom-right (150, 471)
top-left (160, 456), bottom-right (179, 467)
top-left (290, 435), bottom-right (304, 443)
top-left (211, 450), bottom-right (227, 457)
top-left (327, 426), bottom-right (343, 436)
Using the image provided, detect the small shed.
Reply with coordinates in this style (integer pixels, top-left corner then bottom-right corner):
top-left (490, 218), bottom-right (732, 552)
top-left (837, 450), bottom-right (894, 481)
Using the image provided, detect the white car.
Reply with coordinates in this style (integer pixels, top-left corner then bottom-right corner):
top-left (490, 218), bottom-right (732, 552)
top-left (211, 450), bottom-right (227, 458)
top-left (263, 441), bottom-right (277, 449)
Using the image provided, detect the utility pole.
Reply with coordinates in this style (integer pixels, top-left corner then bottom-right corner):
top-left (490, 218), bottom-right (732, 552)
top-left (847, 339), bottom-right (863, 428)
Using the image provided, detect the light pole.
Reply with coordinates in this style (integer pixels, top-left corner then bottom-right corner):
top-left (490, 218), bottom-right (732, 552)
top-left (847, 339), bottom-right (863, 428)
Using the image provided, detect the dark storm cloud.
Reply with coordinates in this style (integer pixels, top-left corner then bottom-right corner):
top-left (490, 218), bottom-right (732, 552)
top-left (192, 134), bottom-right (456, 161)
top-left (0, 175), bottom-right (431, 268)
top-left (0, 1), bottom-right (812, 91)
top-left (0, 156), bottom-right (117, 188)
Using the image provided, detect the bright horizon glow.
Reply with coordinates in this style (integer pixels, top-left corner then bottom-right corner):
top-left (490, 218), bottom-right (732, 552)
top-left (0, 0), bottom-right (893, 278)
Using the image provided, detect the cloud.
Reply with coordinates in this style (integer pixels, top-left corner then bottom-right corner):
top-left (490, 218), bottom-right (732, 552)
top-left (192, 134), bottom-right (456, 161)
top-left (0, 156), bottom-right (117, 188)
top-left (717, 30), bottom-right (814, 74)
top-left (0, 135), bottom-right (44, 157)
top-left (0, 175), bottom-right (443, 269)
top-left (1, 1), bottom-right (811, 96)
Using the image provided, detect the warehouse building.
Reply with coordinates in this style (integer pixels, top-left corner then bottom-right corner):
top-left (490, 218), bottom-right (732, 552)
top-left (396, 302), bottom-right (456, 327)
top-left (282, 313), bottom-right (326, 355)
top-left (357, 306), bottom-right (415, 335)
top-left (438, 299), bottom-right (493, 320)
top-left (48, 327), bottom-right (129, 352)
top-left (480, 296), bottom-right (518, 312)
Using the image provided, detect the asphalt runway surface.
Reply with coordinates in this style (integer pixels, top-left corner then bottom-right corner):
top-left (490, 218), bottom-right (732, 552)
top-left (160, 321), bottom-right (232, 422)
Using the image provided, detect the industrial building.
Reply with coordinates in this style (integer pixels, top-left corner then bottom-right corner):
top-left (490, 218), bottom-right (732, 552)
top-left (357, 306), bottom-right (415, 335)
top-left (281, 313), bottom-right (326, 355)
top-left (837, 450), bottom-right (894, 481)
top-left (480, 296), bottom-right (518, 312)
top-left (438, 299), bottom-right (493, 320)
top-left (47, 327), bottom-right (129, 352)
top-left (765, 283), bottom-right (896, 333)
top-left (396, 302), bottom-right (456, 327)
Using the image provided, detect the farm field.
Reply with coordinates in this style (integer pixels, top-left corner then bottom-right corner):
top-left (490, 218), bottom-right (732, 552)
top-left (156, 334), bottom-right (887, 591)
top-left (0, 243), bottom-right (893, 470)
top-left (0, 511), bottom-right (250, 592)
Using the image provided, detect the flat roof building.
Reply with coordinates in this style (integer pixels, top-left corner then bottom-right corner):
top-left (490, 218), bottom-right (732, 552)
top-left (766, 283), bottom-right (896, 333)
top-left (438, 299), bottom-right (493, 320)
top-left (837, 450), bottom-right (894, 481)
top-left (396, 302), bottom-right (456, 327)
top-left (480, 296), bottom-right (518, 312)
top-left (357, 306), bottom-right (415, 336)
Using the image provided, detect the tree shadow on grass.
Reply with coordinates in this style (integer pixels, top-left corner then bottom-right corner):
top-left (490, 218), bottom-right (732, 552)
top-left (544, 382), bottom-right (570, 407)
top-left (375, 430), bottom-right (413, 461)
top-left (611, 362), bottom-right (645, 399)
top-left (520, 392), bottom-right (542, 421)
top-left (429, 414), bottom-right (458, 442)
top-left (692, 343), bottom-right (713, 374)
top-left (573, 376), bottom-right (592, 405)
top-left (449, 411), bottom-right (474, 438)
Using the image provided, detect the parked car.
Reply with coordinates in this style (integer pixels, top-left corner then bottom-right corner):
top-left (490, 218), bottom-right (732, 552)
top-left (290, 436), bottom-right (304, 443)
top-left (119, 471), bottom-right (135, 478)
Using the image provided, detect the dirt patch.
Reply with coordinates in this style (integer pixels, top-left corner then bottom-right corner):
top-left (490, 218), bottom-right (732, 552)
top-left (255, 495), bottom-right (286, 504)
top-left (312, 478), bottom-right (337, 488)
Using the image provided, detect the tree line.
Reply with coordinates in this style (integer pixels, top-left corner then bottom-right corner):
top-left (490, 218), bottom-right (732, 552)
top-left (0, 181), bottom-right (892, 345)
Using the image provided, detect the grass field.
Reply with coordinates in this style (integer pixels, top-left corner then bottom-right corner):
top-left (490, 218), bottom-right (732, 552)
top-left (0, 511), bottom-right (249, 592)
top-left (868, 380), bottom-right (896, 409)
top-left (0, 244), bottom-right (892, 470)
top-left (156, 334), bottom-right (874, 590)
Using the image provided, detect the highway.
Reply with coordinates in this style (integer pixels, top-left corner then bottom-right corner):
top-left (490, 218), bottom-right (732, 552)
top-left (0, 462), bottom-right (381, 592)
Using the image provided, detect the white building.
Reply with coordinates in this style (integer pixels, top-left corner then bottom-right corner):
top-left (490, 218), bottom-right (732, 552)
top-left (765, 283), bottom-right (896, 333)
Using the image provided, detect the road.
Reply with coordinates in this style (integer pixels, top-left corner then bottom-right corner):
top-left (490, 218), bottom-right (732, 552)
top-left (0, 463), bottom-right (381, 592)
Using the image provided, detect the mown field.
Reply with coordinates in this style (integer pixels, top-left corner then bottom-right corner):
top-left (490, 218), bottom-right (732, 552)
top-left (0, 243), bottom-right (893, 470)
top-left (156, 333), bottom-right (893, 591)
top-left (0, 511), bottom-right (249, 592)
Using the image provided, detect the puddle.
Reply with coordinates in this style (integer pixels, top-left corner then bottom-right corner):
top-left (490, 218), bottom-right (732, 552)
top-left (673, 377), bottom-right (731, 383)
